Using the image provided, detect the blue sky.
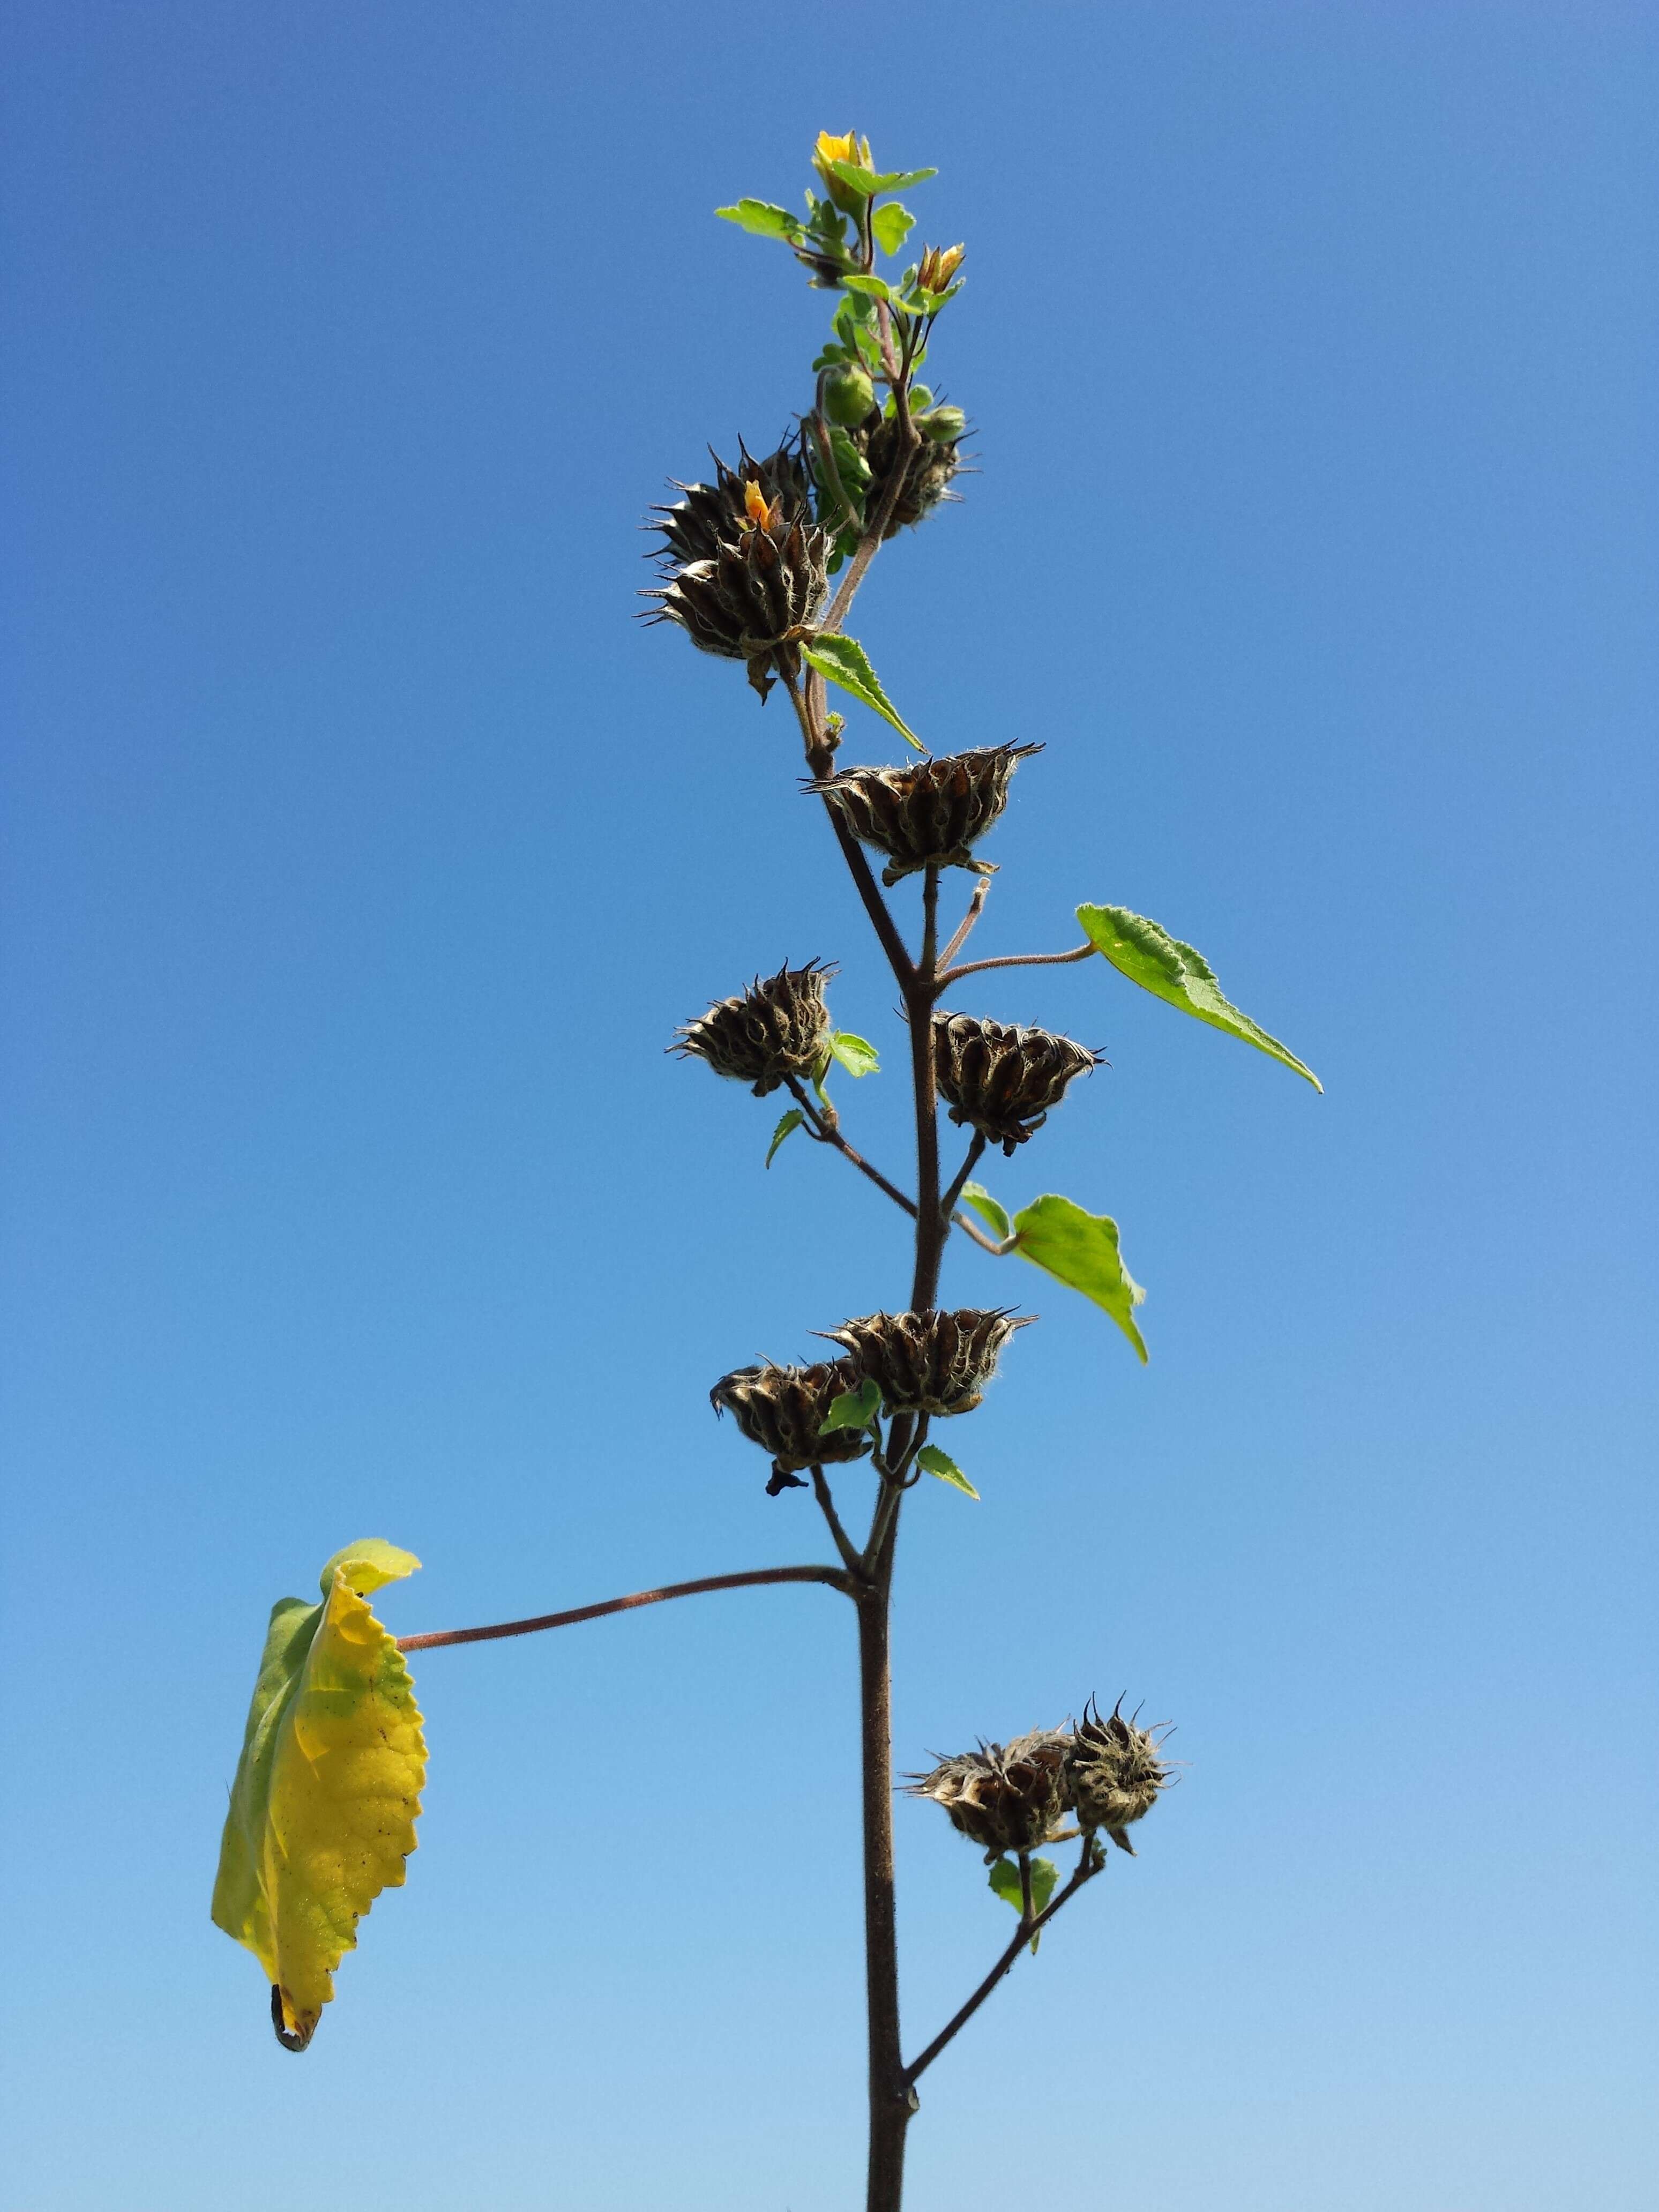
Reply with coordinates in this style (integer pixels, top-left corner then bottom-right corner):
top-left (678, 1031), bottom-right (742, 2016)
top-left (3, 5), bottom-right (1655, 2208)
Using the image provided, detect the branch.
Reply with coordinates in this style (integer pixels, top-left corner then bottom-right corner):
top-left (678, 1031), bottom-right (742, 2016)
top-left (811, 1466), bottom-right (866, 1579)
top-left (863, 1416), bottom-right (928, 1573)
top-left (951, 1209), bottom-right (1007, 1255)
top-left (939, 1132), bottom-right (988, 1227)
top-left (939, 944), bottom-right (1096, 987)
top-left (397, 1564), bottom-right (852, 1653)
top-left (903, 1838), bottom-right (1104, 2085)
top-left (938, 878), bottom-right (991, 969)
top-left (784, 1074), bottom-right (917, 1217)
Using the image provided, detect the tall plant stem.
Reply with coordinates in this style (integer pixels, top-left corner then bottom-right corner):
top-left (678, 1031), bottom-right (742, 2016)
top-left (857, 1513), bottom-right (914, 2211)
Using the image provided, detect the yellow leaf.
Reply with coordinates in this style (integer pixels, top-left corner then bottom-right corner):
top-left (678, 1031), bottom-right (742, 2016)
top-left (211, 1542), bottom-right (426, 2049)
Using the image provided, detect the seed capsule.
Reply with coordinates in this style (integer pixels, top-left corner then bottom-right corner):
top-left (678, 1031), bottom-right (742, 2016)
top-left (1066, 1700), bottom-right (1172, 1854)
top-left (710, 1358), bottom-right (875, 1488)
top-left (648, 439), bottom-right (814, 571)
top-left (671, 961), bottom-right (834, 1097)
top-left (806, 745), bottom-right (1040, 886)
top-left (820, 1307), bottom-right (1029, 1417)
top-left (932, 1013), bottom-right (1100, 1155)
top-left (907, 1729), bottom-right (1072, 1855)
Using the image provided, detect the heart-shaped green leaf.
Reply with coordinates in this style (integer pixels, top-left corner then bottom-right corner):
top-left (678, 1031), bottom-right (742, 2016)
top-left (819, 1377), bottom-right (881, 1434)
top-left (1012, 1193), bottom-right (1147, 1362)
top-left (828, 1030), bottom-right (880, 1078)
top-left (1077, 903), bottom-right (1321, 1092)
top-left (872, 202), bottom-right (916, 255)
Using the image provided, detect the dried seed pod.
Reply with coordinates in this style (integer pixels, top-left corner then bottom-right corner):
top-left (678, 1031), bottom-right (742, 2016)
top-left (671, 961), bottom-right (834, 1097)
top-left (806, 745), bottom-right (1040, 886)
top-left (1066, 1699), bottom-right (1172, 1855)
top-left (709, 1358), bottom-right (873, 1490)
top-left (907, 1729), bottom-right (1072, 1855)
top-left (862, 407), bottom-right (961, 535)
top-left (648, 439), bottom-right (814, 571)
top-left (645, 474), bottom-right (833, 700)
top-left (932, 1012), bottom-right (1100, 1155)
top-left (820, 1307), bottom-right (1029, 1417)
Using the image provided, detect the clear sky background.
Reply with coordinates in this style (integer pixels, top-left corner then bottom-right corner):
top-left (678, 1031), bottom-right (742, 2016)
top-left (3, 5), bottom-right (1655, 2208)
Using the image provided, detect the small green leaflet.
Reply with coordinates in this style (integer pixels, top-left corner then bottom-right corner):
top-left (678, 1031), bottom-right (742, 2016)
top-left (1013, 1194), bottom-right (1147, 1363)
top-left (828, 1030), bottom-right (879, 1078)
top-left (1076, 903), bottom-right (1322, 1092)
top-left (800, 635), bottom-right (923, 751)
top-left (957, 1180), bottom-right (1013, 1245)
top-left (988, 1854), bottom-right (1060, 1952)
top-left (766, 1109), bottom-right (805, 1167)
top-left (915, 1444), bottom-right (978, 1499)
top-left (819, 1377), bottom-right (881, 1434)
top-left (871, 202), bottom-right (916, 255)
top-left (829, 161), bottom-right (938, 196)
top-left (715, 199), bottom-right (805, 244)
top-left (841, 274), bottom-right (895, 302)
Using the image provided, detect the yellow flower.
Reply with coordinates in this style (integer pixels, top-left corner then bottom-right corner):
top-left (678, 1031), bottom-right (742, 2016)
top-left (813, 129), bottom-right (874, 212)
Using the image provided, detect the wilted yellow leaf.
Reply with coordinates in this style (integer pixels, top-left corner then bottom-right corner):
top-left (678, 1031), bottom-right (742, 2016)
top-left (212, 1541), bottom-right (426, 2049)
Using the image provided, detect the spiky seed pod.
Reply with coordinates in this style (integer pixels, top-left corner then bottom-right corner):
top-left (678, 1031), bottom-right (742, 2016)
top-left (709, 1358), bottom-right (873, 1490)
top-left (1066, 1699), bottom-right (1172, 1855)
top-left (647, 481), bottom-right (834, 700)
top-left (862, 408), bottom-right (961, 536)
top-left (907, 1729), bottom-right (1073, 1856)
top-left (932, 1012), bottom-right (1100, 1155)
top-left (820, 1307), bottom-right (1029, 1417)
top-left (648, 439), bottom-right (814, 571)
top-left (805, 745), bottom-right (1041, 887)
top-left (671, 961), bottom-right (834, 1097)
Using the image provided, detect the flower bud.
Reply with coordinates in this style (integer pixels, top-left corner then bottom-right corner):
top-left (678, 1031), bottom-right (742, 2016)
top-left (1066, 1700), bottom-right (1172, 1854)
top-left (710, 1357), bottom-right (874, 1488)
top-left (806, 745), bottom-right (1040, 886)
top-left (820, 1307), bottom-right (1029, 1417)
top-left (907, 1729), bottom-right (1071, 1855)
top-left (915, 243), bottom-right (966, 294)
top-left (921, 405), bottom-right (966, 443)
top-left (932, 1013), bottom-right (1099, 1155)
top-left (813, 129), bottom-right (874, 213)
top-left (822, 365), bottom-right (876, 427)
top-left (672, 960), bottom-right (834, 1096)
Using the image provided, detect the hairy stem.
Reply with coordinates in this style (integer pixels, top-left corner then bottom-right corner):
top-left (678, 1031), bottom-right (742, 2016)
top-left (939, 1131), bottom-right (988, 1229)
top-left (938, 877), bottom-right (990, 969)
top-left (395, 1565), bottom-right (851, 1653)
top-left (857, 1513), bottom-right (916, 2211)
top-left (783, 1074), bottom-right (917, 1218)
top-left (811, 1466), bottom-right (866, 1580)
top-left (940, 943), bottom-right (1095, 986)
top-left (903, 1838), bottom-right (1104, 2086)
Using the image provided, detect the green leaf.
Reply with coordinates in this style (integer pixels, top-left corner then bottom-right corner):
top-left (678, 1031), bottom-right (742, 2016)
top-left (819, 1377), bottom-right (881, 1434)
top-left (828, 1030), bottom-right (880, 1078)
top-left (1075, 902), bottom-right (1322, 1092)
top-left (766, 1108), bottom-right (805, 1167)
top-left (716, 199), bottom-right (805, 244)
top-left (841, 273), bottom-right (894, 302)
top-left (916, 1443), bottom-right (979, 1499)
top-left (800, 634), bottom-right (924, 751)
top-left (871, 202), bottom-right (916, 255)
top-left (958, 1180), bottom-right (1013, 1244)
top-left (988, 1854), bottom-right (1060, 1951)
top-left (832, 162), bottom-right (939, 196)
top-left (212, 1543), bottom-right (426, 2049)
top-left (1011, 1193), bottom-right (1148, 1362)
